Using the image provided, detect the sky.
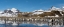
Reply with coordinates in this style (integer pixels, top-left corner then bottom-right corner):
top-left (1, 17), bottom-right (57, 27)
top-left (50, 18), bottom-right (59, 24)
top-left (0, 0), bottom-right (64, 12)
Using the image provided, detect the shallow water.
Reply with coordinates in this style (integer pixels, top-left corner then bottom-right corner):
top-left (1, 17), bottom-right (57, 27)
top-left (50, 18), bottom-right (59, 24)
top-left (0, 24), bottom-right (64, 27)
top-left (0, 21), bottom-right (63, 27)
top-left (0, 24), bottom-right (50, 27)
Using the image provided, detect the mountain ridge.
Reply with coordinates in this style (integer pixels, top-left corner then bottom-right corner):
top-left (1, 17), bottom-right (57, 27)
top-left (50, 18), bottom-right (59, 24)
top-left (0, 6), bottom-right (64, 17)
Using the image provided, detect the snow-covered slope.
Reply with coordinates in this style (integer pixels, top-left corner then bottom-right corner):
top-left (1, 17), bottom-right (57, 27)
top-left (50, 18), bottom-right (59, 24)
top-left (31, 6), bottom-right (64, 17)
top-left (44, 10), bottom-right (51, 12)
top-left (4, 8), bottom-right (19, 13)
top-left (4, 9), bottom-right (13, 14)
top-left (49, 6), bottom-right (62, 11)
top-left (32, 9), bottom-right (44, 15)
top-left (0, 8), bottom-right (19, 17)
top-left (0, 6), bottom-right (64, 17)
top-left (0, 11), bottom-right (3, 14)
top-left (11, 8), bottom-right (18, 13)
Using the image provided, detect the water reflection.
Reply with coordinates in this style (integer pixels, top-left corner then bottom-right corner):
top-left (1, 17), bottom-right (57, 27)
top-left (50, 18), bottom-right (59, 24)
top-left (0, 24), bottom-right (50, 27)
top-left (0, 21), bottom-right (50, 27)
top-left (0, 21), bottom-right (63, 27)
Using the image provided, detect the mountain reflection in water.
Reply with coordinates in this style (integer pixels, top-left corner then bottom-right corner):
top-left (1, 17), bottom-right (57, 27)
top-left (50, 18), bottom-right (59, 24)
top-left (0, 24), bottom-right (50, 27)
top-left (0, 21), bottom-right (63, 27)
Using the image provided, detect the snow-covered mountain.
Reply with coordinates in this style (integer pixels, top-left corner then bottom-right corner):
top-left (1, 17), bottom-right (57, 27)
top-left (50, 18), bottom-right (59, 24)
top-left (0, 11), bottom-right (3, 14)
top-left (4, 8), bottom-right (19, 13)
top-left (49, 6), bottom-right (62, 11)
top-left (31, 6), bottom-right (64, 17)
top-left (0, 8), bottom-right (20, 17)
top-left (11, 8), bottom-right (19, 13)
top-left (4, 9), bottom-right (13, 14)
top-left (0, 6), bottom-right (64, 17)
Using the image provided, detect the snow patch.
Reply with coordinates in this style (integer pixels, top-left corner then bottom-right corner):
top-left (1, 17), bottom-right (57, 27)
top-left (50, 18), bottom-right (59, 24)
top-left (55, 15), bottom-right (59, 17)
top-left (11, 8), bottom-right (18, 13)
top-left (0, 11), bottom-right (3, 13)
top-left (33, 12), bottom-right (43, 15)
top-left (44, 10), bottom-right (51, 12)
top-left (32, 9), bottom-right (44, 15)
top-left (50, 6), bottom-right (62, 11)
